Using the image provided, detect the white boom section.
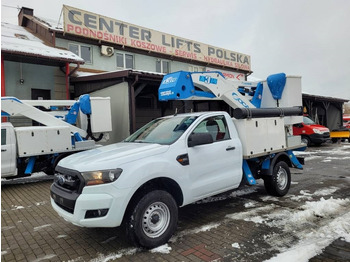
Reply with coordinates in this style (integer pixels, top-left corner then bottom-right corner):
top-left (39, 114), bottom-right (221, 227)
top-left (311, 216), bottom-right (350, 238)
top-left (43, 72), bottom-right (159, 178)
top-left (191, 72), bottom-right (256, 109)
top-left (22, 100), bottom-right (76, 109)
top-left (2, 97), bottom-right (87, 137)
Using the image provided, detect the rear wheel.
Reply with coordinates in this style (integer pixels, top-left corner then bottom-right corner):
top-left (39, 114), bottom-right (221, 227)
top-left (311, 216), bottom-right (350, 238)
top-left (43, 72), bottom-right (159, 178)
top-left (264, 161), bottom-right (291, 197)
top-left (125, 190), bottom-right (178, 249)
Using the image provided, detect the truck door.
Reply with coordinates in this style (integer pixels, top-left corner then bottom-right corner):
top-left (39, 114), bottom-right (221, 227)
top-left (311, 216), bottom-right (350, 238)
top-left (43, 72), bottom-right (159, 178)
top-left (186, 115), bottom-right (242, 199)
top-left (1, 126), bottom-right (15, 176)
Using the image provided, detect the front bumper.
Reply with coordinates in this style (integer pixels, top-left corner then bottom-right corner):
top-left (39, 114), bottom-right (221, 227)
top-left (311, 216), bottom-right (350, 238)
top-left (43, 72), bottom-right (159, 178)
top-left (51, 184), bottom-right (132, 228)
top-left (309, 133), bottom-right (330, 144)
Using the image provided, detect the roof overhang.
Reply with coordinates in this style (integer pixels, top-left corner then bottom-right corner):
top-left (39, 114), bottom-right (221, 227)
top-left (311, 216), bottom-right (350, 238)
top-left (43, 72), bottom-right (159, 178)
top-left (2, 51), bottom-right (84, 67)
top-left (71, 69), bottom-right (164, 83)
top-left (302, 93), bottom-right (349, 103)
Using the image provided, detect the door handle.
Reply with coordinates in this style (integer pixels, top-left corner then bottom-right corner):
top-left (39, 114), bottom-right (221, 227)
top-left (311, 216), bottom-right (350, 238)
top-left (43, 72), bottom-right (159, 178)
top-left (226, 146), bottom-right (235, 151)
top-left (1, 149), bottom-right (7, 152)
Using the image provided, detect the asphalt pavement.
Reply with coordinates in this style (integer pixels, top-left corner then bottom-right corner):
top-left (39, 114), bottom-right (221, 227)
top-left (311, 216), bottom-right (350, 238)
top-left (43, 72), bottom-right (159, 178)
top-left (1, 142), bottom-right (350, 262)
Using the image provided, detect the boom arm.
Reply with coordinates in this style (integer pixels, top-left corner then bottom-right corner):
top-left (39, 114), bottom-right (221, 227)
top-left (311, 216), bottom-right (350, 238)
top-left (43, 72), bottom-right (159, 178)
top-left (1, 97), bottom-right (87, 137)
top-left (158, 71), bottom-right (302, 120)
top-left (159, 71), bottom-right (256, 109)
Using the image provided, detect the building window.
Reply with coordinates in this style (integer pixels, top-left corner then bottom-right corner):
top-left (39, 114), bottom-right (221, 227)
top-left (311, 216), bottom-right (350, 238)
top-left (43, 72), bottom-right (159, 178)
top-left (116, 53), bottom-right (134, 69)
top-left (189, 66), bottom-right (204, 72)
top-left (156, 60), bottom-right (170, 74)
top-left (68, 43), bottom-right (92, 64)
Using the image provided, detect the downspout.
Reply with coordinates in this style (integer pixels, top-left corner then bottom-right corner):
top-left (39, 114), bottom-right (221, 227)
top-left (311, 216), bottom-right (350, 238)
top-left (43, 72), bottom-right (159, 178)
top-left (1, 55), bottom-right (6, 122)
top-left (129, 74), bottom-right (139, 134)
top-left (64, 62), bottom-right (80, 99)
top-left (65, 62), bottom-right (70, 99)
top-left (1, 56), bottom-right (5, 96)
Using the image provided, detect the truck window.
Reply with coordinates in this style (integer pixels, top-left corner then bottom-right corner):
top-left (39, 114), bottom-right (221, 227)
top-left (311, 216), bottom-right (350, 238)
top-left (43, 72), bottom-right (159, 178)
top-left (1, 129), bottom-right (6, 146)
top-left (192, 115), bottom-right (230, 142)
top-left (124, 116), bottom-right (197, 145)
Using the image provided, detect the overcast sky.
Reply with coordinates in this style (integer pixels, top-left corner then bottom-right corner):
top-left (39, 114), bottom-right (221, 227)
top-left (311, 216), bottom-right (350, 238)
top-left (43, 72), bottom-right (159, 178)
top-left (2, 0), bottom-right (350, 100)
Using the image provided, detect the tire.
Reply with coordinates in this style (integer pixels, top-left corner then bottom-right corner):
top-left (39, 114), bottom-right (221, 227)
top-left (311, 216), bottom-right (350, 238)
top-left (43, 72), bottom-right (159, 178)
top-left (125, 190), bottom-right (178, 249)
top-left (301, 136), bottom-right (311, 147)
top-left (264, 161), bottom-right (291, 197)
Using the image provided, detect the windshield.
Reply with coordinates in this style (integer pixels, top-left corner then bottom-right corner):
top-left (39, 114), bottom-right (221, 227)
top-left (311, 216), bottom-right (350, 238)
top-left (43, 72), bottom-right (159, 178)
top-left (124, 116), bottom-right (198, 145)
top-left (303, 116), bottom-right (315, 125)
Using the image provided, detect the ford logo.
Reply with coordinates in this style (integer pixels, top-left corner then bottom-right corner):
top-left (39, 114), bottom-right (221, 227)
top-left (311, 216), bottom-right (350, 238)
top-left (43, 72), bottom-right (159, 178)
top-left (57, 175), bottom-right (65, 186)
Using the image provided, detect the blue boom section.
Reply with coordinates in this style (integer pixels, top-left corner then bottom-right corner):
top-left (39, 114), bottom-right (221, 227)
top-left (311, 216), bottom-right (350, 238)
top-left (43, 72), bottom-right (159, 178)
top-left (267, 73), bottom-right (286, 100)
top-left (158, 71), bottom-right (215, 101)
top-left (65, 94), bottom-right (91, 124)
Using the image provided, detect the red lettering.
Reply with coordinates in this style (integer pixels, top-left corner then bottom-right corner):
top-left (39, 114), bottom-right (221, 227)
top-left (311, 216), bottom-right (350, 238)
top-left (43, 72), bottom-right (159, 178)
top-left (67, 24), bottom-right (74, 32)
top-left (83, 28), bottom-right (90, 36)
top-left (175, 49), bottom-right (197, 59)
top-left (130, 40), bottom-right (166, 53)
top-left (75, 26), bottom-right (81, 34)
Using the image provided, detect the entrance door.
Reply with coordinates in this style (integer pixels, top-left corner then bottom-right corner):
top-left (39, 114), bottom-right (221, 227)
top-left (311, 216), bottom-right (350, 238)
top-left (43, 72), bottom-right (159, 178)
top-left (31, 89), bottom-right (51, 125)
top-left (31, 89), bottom-right (51, 100)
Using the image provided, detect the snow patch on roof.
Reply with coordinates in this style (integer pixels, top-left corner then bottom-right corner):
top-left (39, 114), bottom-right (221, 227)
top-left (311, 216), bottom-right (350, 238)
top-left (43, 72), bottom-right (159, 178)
top-left (1, 22), bottom-right (83, 63)
top-left (34, 15), bottom-right (63, 30)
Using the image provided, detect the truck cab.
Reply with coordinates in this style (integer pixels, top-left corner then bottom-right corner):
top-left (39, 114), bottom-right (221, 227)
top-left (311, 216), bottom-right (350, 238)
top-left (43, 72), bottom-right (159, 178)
top-left (1, 123), bottom-right (17, 177)
top-left (293, 116), bottom-right (330, 146)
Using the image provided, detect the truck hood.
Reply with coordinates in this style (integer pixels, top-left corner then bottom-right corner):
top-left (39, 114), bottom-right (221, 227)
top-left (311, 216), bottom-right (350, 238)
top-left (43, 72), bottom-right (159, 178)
top-left (57, 142), bottom-right (169, 172)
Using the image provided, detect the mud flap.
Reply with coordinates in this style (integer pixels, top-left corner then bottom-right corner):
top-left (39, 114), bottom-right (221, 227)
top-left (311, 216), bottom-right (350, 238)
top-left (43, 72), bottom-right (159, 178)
top-left (24, 156), bottom-right (36, 175)
top-left (242, 160), bottom-right (257, 185)
top-left (287, 150), bottom-right (303, 169)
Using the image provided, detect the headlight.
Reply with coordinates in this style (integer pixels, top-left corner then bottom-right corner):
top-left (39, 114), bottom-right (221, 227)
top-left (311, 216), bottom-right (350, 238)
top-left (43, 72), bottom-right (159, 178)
top-left (313, 128), bottom-right (321, 134)
top-left (81, 168), bottom-right (123, 186)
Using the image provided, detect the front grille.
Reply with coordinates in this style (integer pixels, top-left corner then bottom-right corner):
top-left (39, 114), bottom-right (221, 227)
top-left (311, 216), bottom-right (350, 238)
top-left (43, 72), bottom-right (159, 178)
top-left (54, 166), bottom-right (84, 193)
top-left (51, 166), bottom-right (85, 214)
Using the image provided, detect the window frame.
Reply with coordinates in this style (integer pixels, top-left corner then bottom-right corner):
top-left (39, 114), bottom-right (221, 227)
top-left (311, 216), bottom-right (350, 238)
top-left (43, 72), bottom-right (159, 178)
top-left (68, 43), bottom-right (93, 64)
top-left (191, 115), bottom-right (230, 142)
top-left (116, 52), bottom-right (134, 69)
top-left (156, 59), bottom-right (170, 74)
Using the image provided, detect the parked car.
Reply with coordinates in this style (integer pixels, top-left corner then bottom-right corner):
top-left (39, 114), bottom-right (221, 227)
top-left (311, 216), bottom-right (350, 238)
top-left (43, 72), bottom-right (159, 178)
top-left (293, 116), bottom-right (330, 146)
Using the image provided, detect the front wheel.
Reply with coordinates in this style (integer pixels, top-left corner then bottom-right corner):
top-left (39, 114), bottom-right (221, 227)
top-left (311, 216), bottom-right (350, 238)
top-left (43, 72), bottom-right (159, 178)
top-left (264, 161), bottom-right (291, 197)
top-left (125, 190), bottom-right (178, 249)
top-left (301, 136), bottom-right (311, 147)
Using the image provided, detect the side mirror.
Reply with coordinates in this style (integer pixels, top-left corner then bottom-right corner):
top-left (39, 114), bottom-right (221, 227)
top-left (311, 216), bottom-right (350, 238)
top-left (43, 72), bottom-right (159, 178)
top-left (188, 133), bottom-right (213, 147)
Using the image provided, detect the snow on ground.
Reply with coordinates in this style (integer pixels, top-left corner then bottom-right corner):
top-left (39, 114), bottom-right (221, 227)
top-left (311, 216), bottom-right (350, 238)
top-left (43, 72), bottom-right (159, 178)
top-left (150, 244), bottom-right (172, 254)
top-left (265, 211), bottom-right (350, 262)
top-left (1, 172), bottom-right (49, 183)
top-left (34, 224), bottom-right (51, 232)
top-left (232, 243), bottom-right (241, 249)
top-left (244, 201), bottom-right (259, 208)
top-left (31, 254), bottom-right (57, 262)
top-left (88, 248), bottom-right (139, 262)
top-left (225, 195), bottom-right (350, 261)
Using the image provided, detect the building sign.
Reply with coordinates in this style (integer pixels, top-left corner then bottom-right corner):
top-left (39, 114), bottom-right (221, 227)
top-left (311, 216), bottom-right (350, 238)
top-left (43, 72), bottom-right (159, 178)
top-left (63, 5), bottom-right (251, 71)
top-left (206, 67), bottom-right (246, 81)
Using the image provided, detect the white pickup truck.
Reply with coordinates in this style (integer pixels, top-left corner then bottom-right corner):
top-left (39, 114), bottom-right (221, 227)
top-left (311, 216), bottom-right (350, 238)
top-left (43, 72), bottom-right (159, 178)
top-left (50, 111), bottom-right (303, 248)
